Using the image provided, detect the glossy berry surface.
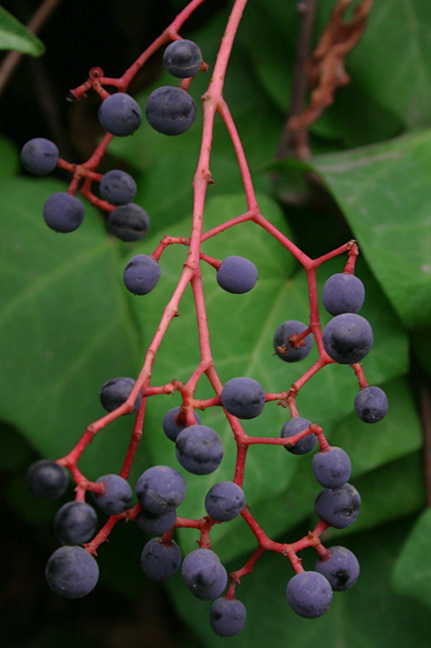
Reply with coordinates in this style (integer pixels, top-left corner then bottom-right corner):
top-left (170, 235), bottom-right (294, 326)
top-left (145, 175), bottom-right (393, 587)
top-left (181, 548), bottom-right (227, 600)
top-left (175, 425), bottom-right (224, 475)
top-left (145, 86), bottom-right (196, 136)
top-left (98, 93), bottom-right (142, 136)
top-left (280, 417), bottom-right (316, 455)
top-left (209, 598), bottom-right (247, 637)
top-left (123, 254), bottom-right (161, 295)
top-left (273, 320), bottom-right (313, 362)
top-left (322, 273), bottom-right (365, 315)
top-left (21, 137), bottom-right (59, 175)
top-left (216, 256), bottom-right (258, 294)
top-left (26, 459), bottom-right (69, 500)
top-left (53, 501), bottom-right (97, 545)
top-left (136, 465), bottom-right (186, 515)
top-left (136, 508), bottom-right (177, 535)
top-left (322, 313), bottom-right (373, 364)
top-left (100, 169), bottom-right (137, 205)
top-left (43, 192), bottom-right (84, 233)
top-left (99, 377), bottom-right (141, 413)
top-left (314, 483), bottom-right (361, 529)
top-left (204, 481), bottom-right (245, 522)
top-left (92, 474), bottom-right (132, 515)
top-left (315, 545), bottom-right (360, 591)
top-left (354, 386), bottom-right (389, 423)
top-left (140, 537), bottom-right (182, 581)
top-left (312, 446), bottom-right (352, 488)
top-left (162, 406), bottom-right (201, 442)
top-left (221, 377), bottom-right (265, 419)
top-left (45, 546), bottom-right (99, 599)
top-left (163, 39), bottom-right (202, 78)
top-left (107, 203), bottom-right (150, 242)
top-left (286, 570), bottom-right (333, 618)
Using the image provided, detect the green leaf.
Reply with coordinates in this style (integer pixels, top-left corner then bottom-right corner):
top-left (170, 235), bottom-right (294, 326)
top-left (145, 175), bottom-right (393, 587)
top-left (312, 130), bottom-right (431, 329)
top-left (0, 177), bottom-right (143, 480)
top-left (392, 508), bottom-right (431, 611)
top-left (0, 8), bottom-right (44, 56)
top-left (0, 134), bottom-right (19, 177)
top-left (167, 517), bottom-right (431, 648)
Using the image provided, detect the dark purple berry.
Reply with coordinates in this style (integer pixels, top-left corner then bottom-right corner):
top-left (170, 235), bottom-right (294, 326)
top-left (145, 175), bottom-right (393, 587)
top-left (163, 39), bottom-right (202, 78)
top-left (21, 137), bottom-right (59, 175)
top-left (145, 86), bottom-right (196, 136)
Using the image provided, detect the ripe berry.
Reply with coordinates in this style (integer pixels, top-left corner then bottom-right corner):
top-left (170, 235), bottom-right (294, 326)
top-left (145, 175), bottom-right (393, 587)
top-left (273, 320), bottom-right (313, 362)
top-left (99, 377), bottom-right (141, 413)
top-left (107, 203), bottom-right (150, 242)
top-left (123, 254), bottom-right (161, 295)
top-left (92, 474), bottom-right (132, 515)
top-left (216, 256), bottom-right (258, 294)
top-left (314, 483), bottom-right (361, 529)
top-left (322, 313), bottom-right (373, 364)
top-left (45, 546), bottom-right (99, 599)
top-left (181, 548), bottom-right (227, 600)
top-left (286, 571), bottom-right (332, 618)
top-left (163, 39), bottom-right (202, 78)
top-left (26, 459), bottom-right (69, 500)
top-left (136, 465), bottom-right (186, 515)
top-left (204, 481), bottom-right (245, 522)
top-left (53, 501), bottom-right (97, 545)
top-left (21, 137), bottom-right (59, 175)
top-left (209, 598), bottom-right (247, 637)
top-left (280, 417), bottom-right (316, 455)
top-left (100, 169), bottom-right (137, 205)
top-left (43, 192), bottom-right (84, 233)
top-left (145, 86), bottom-right (196, 136)
top-left (312, 446), bottom-right (352, 488)
top-left (354, 386), bottom-right (389, 423)
top-left (140, 537), bottom-right (182, 581)
top-left (98, 93), bottom-right (142, 136)
top-left (162, 406), bottom-right (201, 442)
top-left (221, 377), bottom-right (265, 420)
top-left (175, 425), bottom-right (224, 475)
top-left (315, 546), bottom-right (360, 591)
top-left (322, 273), bottom-right (365, 315)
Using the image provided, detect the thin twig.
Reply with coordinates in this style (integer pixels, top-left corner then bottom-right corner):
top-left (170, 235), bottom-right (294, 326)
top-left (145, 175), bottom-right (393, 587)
top-left (0, 0), bottom-right (62, 95)
top-left (277, 0), bottom-right (318, 160)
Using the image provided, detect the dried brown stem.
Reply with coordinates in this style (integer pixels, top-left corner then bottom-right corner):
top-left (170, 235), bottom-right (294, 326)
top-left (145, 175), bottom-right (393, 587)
top-left (277, 0), bottom-right (318, 160)
top-left (288, 0), bottom-right (373, 138)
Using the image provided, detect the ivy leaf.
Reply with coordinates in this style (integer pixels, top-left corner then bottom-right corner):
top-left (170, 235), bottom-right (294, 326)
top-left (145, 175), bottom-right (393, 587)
top-left (0, 177), bottom-right (142, 479)
top-left (311, 130), bottom-right (431, 329)
top-left (392, 507), bottom-right (431, 611)
top-left (0, 7), bottom-right (44, 56)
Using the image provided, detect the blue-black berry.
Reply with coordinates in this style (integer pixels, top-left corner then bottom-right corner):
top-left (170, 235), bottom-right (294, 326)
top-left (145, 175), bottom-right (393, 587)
top-left (273, 320), bottom-right (313, 362)
top-left (98, 93), bottom-right (142, 136)
top-left (322, 313), bottom-right (373, 364)
top-left (163, 39), bottom-right (202, 78)
top-left (107, 203), bottom-right (150, 242)
top-left (43, 192), bottom-right (84, 233)
top-left (354, 386), bottom-right (389, 423)
top-left (21, 137), bottom-right (59, 175)
top-left (221, 377), bottom-right (265, 420)
top-left (26, 459), bottom-right (69, 500)
top-left (216, 256), bottom-right (258, 294)
top-left (123, 254), bottom-right (161, 295)
top-left (45, 545), bottom-right (99, 599)
top-left (145, 86), bottom-right (196, 136)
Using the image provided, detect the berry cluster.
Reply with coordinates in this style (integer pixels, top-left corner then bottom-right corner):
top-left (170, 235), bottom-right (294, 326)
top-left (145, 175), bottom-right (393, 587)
top-left (22, 1), bottom-right (388, 640)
